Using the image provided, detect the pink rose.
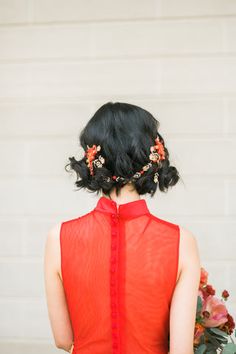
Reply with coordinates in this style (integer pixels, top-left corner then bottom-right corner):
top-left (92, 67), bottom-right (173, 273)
top-left (201, 295), bottom-right (228, 327)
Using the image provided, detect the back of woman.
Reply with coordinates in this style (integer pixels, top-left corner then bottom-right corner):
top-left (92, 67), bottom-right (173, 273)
top-left (44, 102), bottom-right (201, 354)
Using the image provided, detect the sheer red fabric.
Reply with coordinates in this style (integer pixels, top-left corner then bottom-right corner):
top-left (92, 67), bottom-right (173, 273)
top-left (60, 196), bottom-right (180, 354)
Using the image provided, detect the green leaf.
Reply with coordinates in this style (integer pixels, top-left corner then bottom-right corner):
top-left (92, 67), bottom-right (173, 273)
top-left (222, 343), bottom-right (236, 354)
top-left (195, 344), bottom-right (207, 354)
top-left (196, 296), bottom-right (203, 313)
top-left (208, 327), bottom-right (228, 338)
top-left (206, 329), bottom-right (228, 344)
top-left (205, 330), bottom-right (222, 348)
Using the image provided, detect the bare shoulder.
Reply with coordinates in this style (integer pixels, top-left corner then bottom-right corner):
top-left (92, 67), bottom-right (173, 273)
top-left (44, 223), bottom-right (62, 278)
top-left (47, 223), bottom-right (61, 241)
top-left (178, 225), bottom-right (201, 272)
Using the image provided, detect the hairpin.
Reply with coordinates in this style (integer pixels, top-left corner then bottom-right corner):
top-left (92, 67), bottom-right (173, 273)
top-left (84, 136), bottom-right (165, 183)
top-left (84, 144), bottom-right (105, 176)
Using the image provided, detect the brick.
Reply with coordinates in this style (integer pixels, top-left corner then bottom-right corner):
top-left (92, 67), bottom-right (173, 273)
top-left (179, 220), bottom-right (236, 261)
top-left (161, 0), bottom-right (236, 17)
top-left (140, 99), bottom-right (224, 135)
top-left (0, 260), bottom-right (43, 296)
top-left (0, 298), bottom-right (51, 338)
top-left (0, 25), bottom-right (91, 60)
top-left (0, 219), bottom-right (24, 256)
top-left (0, 20), bottom-right (223, 61)
top-left (22, 178), bottom-right (89, 216)
top-left (150, 177), bottom-right (225, 217)
top-left (228, 99), bottom-right (236, 134)
top-left (28, 140), bottom-right (80, 176)
top-left (167, 139), bottom-right (236, 175)
top-left (0, 342), bottom-right (59, 354)
top-left (162, 57), bottom-right (236, 94)
top-left (0, 0), bottom-right (28, 24)
top-left (0, 102), bottom-right (93, 136)
top-left (228, 265), bottom-right (236, 301)
top-left (0, 60), bottom-right (161, 98)
top-left (0, 142), bottom-right (27, 175)
top-left (91, 20), bottom-right (223, 58)
top-left (0, 63), bottom-right (29, 97)
top-left (227, 180), bottom-right (236, 215)
top-left (33, 0), bottom-right (159, 22)
top-left (24, 218), bottom-right (59, 256)
top-left (0, 178), bottom-right (27, 215)
top-left (0, 177), bottom-right (89, 217)
top-left (224, 18), bottom-right (236, 53)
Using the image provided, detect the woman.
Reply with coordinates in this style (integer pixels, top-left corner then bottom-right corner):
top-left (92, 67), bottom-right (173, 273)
top-left (44, 102), bottom-right (201, 354)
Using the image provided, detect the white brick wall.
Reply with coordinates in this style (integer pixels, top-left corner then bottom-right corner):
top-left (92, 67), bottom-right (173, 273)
top-left (0, 1), bottom-right (235, 353)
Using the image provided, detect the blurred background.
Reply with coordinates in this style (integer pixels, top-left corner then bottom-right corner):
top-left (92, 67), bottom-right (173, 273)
top-left (0, 0), bottom-right (236, 353)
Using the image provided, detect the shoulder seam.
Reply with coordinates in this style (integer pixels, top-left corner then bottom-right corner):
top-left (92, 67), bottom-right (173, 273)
top-left (149, 214), bottom-right (179, 230)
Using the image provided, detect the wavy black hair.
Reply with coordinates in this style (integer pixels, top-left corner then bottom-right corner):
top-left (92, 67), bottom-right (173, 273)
top-left (65, 102), bottom-right (181, 197)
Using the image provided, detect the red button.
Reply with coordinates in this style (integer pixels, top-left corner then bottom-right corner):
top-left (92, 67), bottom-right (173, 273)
top-left (111, 276), bottom-right (116, 284)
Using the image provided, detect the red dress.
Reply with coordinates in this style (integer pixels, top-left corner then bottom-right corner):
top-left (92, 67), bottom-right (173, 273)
top-left (60, 196), bottom-right (180, 354)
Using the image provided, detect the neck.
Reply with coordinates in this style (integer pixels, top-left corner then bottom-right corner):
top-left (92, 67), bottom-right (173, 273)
top-left (102, 183), bottom-right (141, 205)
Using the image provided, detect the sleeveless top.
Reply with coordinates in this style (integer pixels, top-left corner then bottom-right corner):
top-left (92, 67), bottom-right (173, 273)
top-left (60, 196), bottom-right (180, 354)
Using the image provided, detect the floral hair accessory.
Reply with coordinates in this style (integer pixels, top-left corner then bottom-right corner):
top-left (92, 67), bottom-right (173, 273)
top-left (84, 144), bottom-right (105, 176)
top-left (84, 135), bottom-right (165, 184)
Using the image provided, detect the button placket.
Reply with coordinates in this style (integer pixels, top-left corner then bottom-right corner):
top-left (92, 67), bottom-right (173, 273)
top-left (110, 210), bottom-right (120, 353)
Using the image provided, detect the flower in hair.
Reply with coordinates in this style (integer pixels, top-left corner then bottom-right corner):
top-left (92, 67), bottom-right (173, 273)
top-left (149, 137), bottom-right (165, 163)
top-left (84, 135), bottom-right (165, 184)
top-left (85, 144), bottom-right (105, 176)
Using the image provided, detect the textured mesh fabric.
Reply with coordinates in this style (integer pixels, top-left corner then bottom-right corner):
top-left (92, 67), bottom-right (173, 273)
top-left (60, 196), bottom-right (180, 354)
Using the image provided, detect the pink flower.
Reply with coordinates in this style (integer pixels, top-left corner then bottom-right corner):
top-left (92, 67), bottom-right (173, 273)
top-left (201, 295), bottom-right (228, 327)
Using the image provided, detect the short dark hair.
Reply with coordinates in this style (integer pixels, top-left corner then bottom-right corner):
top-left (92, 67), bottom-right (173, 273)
top-left (65, 102), bottom-right (181, 197)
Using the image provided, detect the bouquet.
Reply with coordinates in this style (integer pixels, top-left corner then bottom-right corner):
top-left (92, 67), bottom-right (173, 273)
top-left (194, 267), bottom-right (236, 353)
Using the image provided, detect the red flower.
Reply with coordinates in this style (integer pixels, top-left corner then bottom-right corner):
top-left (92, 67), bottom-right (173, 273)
top-left (219, 313), bottom-right (235, 335)
top-left (206, 284), bottom-right (216, 296)
top-left (199, 284), bottom-right (216, 300)
top-left (222, 290), bottom-right (229, 300)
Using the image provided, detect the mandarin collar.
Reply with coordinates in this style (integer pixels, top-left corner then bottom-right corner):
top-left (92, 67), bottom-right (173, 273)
top-left (93, 196), bottom-right (150, 219)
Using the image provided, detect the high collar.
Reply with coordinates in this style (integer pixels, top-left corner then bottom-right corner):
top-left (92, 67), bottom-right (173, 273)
top-left (93, 196), bottom-right (150, 219)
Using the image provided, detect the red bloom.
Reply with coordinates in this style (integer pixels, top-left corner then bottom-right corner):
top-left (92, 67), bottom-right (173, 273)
top-left (222, 290), bottom-right (229, 300)
top-left (206, 284), bottom-right (216, 296)
top-left (219, 313), bottom-right (235, 335)
top-left (200, 284), bottom-right (216, 300)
